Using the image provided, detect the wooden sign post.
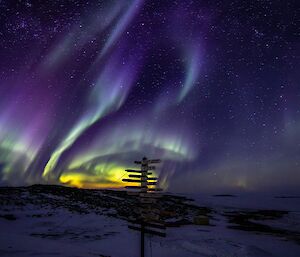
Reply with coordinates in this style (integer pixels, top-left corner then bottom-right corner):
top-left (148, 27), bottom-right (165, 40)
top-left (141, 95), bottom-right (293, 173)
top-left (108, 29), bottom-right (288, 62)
top-left (123, 157), bottom-right (166, 257)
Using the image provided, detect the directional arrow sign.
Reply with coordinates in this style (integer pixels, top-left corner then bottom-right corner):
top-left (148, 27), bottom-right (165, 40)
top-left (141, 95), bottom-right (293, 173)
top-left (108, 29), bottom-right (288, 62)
top-left (128, 174), bottom-right (156, 179)
top-left (122, 178), bottom-right (144, 183)
top-left (146, 182), bottom-right (157, 186)
top-left (125, 169), bottom-right (152, 175)
top-left (140, 197), bottom-right (157, 204)
top-left (125, 169), bottom-right (142, 173)
top-left (134, 159), bottom-right (161, 164)
top-left (123, 179), bottom-right (157, 184)
top-left (147, 166), bottom-right (156, 170)
top-left (128, 225), bottom-right (166, 237)
top-left (140, 193), bottom-right (162, 198)
top-left (125, 186), bottom-right (147, 189)
top-left (148, 188), bottom-right (163, 192)
top-left (129, 220), bottom-right (166, 230)
top-left (146, 177), bottom-right (157, 181)
top-left (128, 174), bottom-right (146, 178)
top-left (148, 159), bottom-right (161, 164)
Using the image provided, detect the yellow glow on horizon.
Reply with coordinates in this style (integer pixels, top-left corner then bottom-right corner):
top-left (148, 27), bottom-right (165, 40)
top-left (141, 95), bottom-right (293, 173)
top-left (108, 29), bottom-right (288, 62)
top-left (59, 172), bottom-right (122, 188)
top-left (58, 163), bottom-right (158, 189)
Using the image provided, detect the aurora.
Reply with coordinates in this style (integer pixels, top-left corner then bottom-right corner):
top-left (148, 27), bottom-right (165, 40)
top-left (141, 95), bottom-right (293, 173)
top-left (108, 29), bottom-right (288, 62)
top-left (0, 0), bottom-right (299, 194)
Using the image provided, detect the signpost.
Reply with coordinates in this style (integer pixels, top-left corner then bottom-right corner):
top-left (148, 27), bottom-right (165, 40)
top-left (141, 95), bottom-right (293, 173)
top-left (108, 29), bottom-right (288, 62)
top-left (123, 157), bottom-right (166, 257)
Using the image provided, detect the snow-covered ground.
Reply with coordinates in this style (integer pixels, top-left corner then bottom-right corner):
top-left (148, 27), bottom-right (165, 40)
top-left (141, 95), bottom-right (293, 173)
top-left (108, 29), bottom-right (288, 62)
top-left (1, 190), bottom-right (300, 257)
top-left (190, 193), bottom-right (300, 212)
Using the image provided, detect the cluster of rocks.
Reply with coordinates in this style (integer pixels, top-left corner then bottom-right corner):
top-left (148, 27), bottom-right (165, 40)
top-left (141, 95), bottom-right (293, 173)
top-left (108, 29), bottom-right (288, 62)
top-left (0, 184), bottom-right (211, 227)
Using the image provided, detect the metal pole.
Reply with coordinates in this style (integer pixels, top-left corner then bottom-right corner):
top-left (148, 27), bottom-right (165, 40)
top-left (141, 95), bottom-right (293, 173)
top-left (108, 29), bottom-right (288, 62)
top-left (140, 157), bottom-right (147, 257)
top-left (141, 221), bottom-right (145, 257)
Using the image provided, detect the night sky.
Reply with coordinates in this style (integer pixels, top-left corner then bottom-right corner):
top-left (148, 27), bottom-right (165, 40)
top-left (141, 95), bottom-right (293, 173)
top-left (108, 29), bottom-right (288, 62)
top-left (0, 0), bottom-right (299, 193)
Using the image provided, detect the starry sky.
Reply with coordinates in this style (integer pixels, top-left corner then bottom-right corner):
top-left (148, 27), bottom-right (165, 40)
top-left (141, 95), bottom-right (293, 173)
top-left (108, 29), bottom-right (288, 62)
top-left (0, 0), bottom-right (299, 193)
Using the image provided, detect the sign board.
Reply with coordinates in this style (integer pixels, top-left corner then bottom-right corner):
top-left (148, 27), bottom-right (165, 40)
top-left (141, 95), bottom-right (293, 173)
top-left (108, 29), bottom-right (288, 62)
top-left (146, 177), bottom-right (157, 181)
top-left (128, 225), bottom-right (166, 237)
top-left (125, 169), bottom-right (152, 175)
top-left (134, 159), bottom-right (161, 164)
top-left (125, 186), bottom-right (147, 189)
top-left (129, 174), bottom-right (145, 178)
top-left (129, 220), bottom-right (166, 230)
top-left (147, 182), bottom-right (157, 186)
top-left (140, 198), bottom-right (157, 204)
top-left (148, 159), bottom-right (161, 164)
top-left (148, 188), bottom-right (163, 192)
top-left (139, 193), bottom-right (162, 198)
top-left (125, 169), bottom-right (142, 173)
top-left (128, 175), bottom-right (155, 180)
top-left (122, 178), bottom-right (143, 183)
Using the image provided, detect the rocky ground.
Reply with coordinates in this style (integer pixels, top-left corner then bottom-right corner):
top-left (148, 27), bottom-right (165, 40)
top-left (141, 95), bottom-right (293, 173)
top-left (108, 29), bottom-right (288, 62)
top-left (0, 185), bottom-right (300, 257)
top-left (0, 185), bottom-right (211, 226)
